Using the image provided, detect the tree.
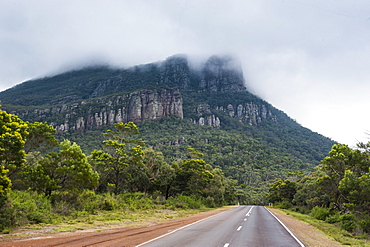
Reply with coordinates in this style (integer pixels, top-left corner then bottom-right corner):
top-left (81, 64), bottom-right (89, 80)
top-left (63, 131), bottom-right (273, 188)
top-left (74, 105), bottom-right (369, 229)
top-left (173, 157), bottom-right (214, 197)
top-left (0, 108), bottom-right (28, 205)
top-left (23, 140), bottom-right (99, 196)
top-left (268, 179), bottom-right (296, 204)
top-left (0, 165), bottom-right (11, 206)
top-left (24, 122), bottom-right (58, 153)
top-left (91, 122), bottom-right (145, 193)
top-left (317, 144), bottom-right (367, 211)
top-left (142, 147), bottom-right (175, 196)
top-left (0, 108), bottom-right (28, 174)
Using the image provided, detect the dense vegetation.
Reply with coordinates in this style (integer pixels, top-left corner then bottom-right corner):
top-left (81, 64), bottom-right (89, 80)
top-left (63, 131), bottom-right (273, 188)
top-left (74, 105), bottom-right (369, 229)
top-left (0, 55), bottom-right (341, 236)
top-left (0, 108), bottom-right (238, 232)
top-left (268, 142), bottom-right (370, 238)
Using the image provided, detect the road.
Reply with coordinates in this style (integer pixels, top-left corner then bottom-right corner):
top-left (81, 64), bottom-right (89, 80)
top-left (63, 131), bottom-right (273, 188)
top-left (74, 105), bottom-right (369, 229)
top-left (138, 206), bottom-right (305, 247)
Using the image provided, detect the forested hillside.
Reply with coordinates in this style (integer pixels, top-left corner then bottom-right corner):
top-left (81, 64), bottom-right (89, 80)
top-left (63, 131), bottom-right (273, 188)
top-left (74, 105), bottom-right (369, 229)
top-left (0, 54), bottom-right (335, 206)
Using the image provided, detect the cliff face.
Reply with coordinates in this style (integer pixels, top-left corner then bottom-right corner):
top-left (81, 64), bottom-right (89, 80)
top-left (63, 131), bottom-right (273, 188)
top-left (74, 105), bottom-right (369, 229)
top-left (11, 88), bottom-right (183, 134)
top-left (193, 102), bottom-right (277, 128)
top-left (200, 55), bottom-right (246, 93)
top-left (2, 54), bottom-right (276, 133)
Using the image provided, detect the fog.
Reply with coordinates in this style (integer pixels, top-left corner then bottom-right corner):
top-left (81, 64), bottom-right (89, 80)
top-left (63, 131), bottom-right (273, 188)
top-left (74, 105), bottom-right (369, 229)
top-left (1, 0), bottom-right (370, 145)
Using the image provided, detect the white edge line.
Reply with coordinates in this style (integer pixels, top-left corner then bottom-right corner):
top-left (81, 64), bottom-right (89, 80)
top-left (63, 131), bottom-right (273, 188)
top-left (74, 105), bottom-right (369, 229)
top-left (264, 207), bottom-right (305, 247)
top-left (136, 207), bottom-right (239, 246)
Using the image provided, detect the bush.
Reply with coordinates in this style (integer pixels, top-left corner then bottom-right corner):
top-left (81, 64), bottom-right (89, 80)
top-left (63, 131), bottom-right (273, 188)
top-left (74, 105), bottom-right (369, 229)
top-left (358, 216), bottom-right (370, 233)
top-left (117, 192), bottom-right (154, 211)
top-left (0, 200), bottom-right (14, 231)
top-left (275, 201), bottom-right (292, 209)
top-left (101, 193), bottom-right (118, 211)
top-left (165, 195), bottom-right (204, 209)
top-left (76, 190), bottom-right (101, 213)
top-left (291, 206), bottom-right (310, 214)
top-left (340, 214), bottom-right (356, 232)
top-left (204, 196), bottom-right (216, 208)
top-left (310, 206), bottom-right (330, 221)
top-left (52, 200), bottom-right (74, 215)
top-left (325, 212), bottom-right (341, 224)
top-left (8, 190), bottom-right (53, 225)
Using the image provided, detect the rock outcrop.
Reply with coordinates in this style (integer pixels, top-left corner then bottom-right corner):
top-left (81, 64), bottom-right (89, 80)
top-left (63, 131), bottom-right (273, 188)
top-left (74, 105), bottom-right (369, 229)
top-left (11, 88), bottom-right (183, 134)
top-left (200, 55), bottom-right (246, 92)
top-left (193, 102), bottom-right (277, 128)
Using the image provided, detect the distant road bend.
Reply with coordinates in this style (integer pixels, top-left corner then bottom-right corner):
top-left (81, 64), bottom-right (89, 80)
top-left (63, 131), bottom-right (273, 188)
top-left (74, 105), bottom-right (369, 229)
top-left (138, 206), bottom-right (305, 247)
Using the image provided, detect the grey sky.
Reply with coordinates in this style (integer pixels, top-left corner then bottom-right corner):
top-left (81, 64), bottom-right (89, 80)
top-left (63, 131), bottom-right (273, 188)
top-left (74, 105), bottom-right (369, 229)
top-left (0, 0), bottom-right (369, 146)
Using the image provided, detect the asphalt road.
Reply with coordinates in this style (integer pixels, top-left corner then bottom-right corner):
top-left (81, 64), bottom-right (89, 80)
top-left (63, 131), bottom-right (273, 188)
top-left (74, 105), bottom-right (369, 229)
top-left (138, 206), bottom-right (305, 247)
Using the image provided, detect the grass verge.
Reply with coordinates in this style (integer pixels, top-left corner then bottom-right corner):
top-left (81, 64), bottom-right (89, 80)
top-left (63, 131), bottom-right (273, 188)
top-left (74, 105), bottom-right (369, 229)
top-left (279, 208), bottom-right (370, 246)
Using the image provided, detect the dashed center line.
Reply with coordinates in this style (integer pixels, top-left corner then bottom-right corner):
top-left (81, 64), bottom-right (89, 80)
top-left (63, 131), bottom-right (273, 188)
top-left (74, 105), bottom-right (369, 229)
top-left (223, 243), bottom-right (230, 247)
top-left (237, 226), bottom-right (242, 231)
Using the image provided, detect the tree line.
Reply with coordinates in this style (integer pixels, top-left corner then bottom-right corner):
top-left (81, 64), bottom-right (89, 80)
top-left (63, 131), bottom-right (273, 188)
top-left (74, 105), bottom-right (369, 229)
top-left (268, 142), bottom-right (370, 235)
top-left (0, 107), bottom-right (238, 231)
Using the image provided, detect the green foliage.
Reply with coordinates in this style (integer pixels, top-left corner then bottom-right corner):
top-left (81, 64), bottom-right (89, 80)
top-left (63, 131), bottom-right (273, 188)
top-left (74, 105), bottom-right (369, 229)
top-left (310, 206), bottom-right (330, 221)
top-left (8, 190), bottom-right (53, 226)
top-left (24, 122), bottom-right (58, 153)
top-left (268, 179), bottom-right (296, 203)
top-left (22, 140), bottom-right (99, 195)
top-left (173, 158), bottom-right (214, 197)
top-left (90, 122), bottom-right (146, 194)
top-left (358, 216), bottom-right (370, 233)
top-left (340, 213), bottom-right (356, 232)
top-left (270, 142), bottom-right (370, 237)
top-left (0, 165), bottom-right (11, 206)
top-left (165, 195), bottom-right (203, 209)
top-left (0, 108), bottom-right (30, 207)
top-left (272, 201), bottom-right (291, 209)
top-left (0, 108), bottom-right (28, 173)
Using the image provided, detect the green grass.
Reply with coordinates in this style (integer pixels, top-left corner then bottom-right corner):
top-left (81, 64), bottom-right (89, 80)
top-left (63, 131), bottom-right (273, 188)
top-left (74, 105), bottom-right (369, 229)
top-left (279, 208), bottom-right (370, 246)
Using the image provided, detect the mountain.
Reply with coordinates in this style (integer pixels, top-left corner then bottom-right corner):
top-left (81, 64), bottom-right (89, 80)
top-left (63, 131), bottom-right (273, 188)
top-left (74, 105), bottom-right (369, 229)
top-left (0, 54), bottom-right (335, 203)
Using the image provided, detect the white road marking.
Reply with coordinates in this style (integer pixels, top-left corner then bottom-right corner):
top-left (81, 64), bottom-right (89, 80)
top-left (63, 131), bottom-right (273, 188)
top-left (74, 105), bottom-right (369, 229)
top-left (137, 207), bottom-right (240, 246)
top-left (237, 226), bottom-right (242, 231)
top-left (244, 218), bottom-right (247, 221)
top-left (223, 243), bottom-right (230, 247)
top-left (245, 205), bottom-right (254, 216)
top-left (265, 207), bottom-right (306, 247)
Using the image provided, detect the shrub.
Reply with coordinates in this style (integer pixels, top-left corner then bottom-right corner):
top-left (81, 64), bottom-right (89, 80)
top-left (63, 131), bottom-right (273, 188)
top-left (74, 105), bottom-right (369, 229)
top-left (340, 214), bottom-right (356, 232)
top-left (358, 216), bottom-right (370, 233)
top-left (274, 201), bottom-right (292, 209)
top-left (204, 196), bottom-right (216, 208)
top-left (8, 190), bottom-right (53, 225)
top-left (52, 200), bottom-right (74, 215)
top-left (291, 206), bottom-right (310, 214)
top-left (76, 190), bottom-right (101, 213)
top-left (310, 206), bottom-right (330, 221)
top-left (101, 193), bottom-right (118, 211)
top-left (117, 192), bottom-right (154, 211)
top-left (0, 200), bottom-right (14, 231)
top-left (325, 212), bottom-right (341, 224)
top-left (165, 195), bottom-right (204, 209)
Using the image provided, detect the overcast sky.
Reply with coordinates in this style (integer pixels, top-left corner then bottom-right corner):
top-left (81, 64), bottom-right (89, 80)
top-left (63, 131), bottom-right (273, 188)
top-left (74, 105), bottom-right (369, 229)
top-left (1, 0), bottom-right (369, 146)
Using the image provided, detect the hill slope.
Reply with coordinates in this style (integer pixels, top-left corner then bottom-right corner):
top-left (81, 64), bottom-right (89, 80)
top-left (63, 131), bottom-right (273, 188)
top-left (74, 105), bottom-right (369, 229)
top-left (0, 54), bottom-right (335, 203)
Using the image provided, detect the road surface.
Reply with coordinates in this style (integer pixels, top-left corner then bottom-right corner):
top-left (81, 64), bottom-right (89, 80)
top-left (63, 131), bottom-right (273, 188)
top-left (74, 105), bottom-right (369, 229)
top-left (138, 206), bottom-right (304, 247)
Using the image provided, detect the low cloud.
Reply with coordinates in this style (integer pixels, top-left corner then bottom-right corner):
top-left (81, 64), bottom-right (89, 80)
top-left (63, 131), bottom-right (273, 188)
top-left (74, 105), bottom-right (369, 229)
top-left (0, 0), bottom-right (369, 145)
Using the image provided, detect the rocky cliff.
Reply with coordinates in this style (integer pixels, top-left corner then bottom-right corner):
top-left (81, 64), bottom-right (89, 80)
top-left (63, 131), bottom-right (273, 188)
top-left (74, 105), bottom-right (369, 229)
top-left (2, 54), bottom-right (277, 133)
top-left (192, 102), bottom-right (277, 128)
top-left (10, 88), bottom-right (183, 134)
